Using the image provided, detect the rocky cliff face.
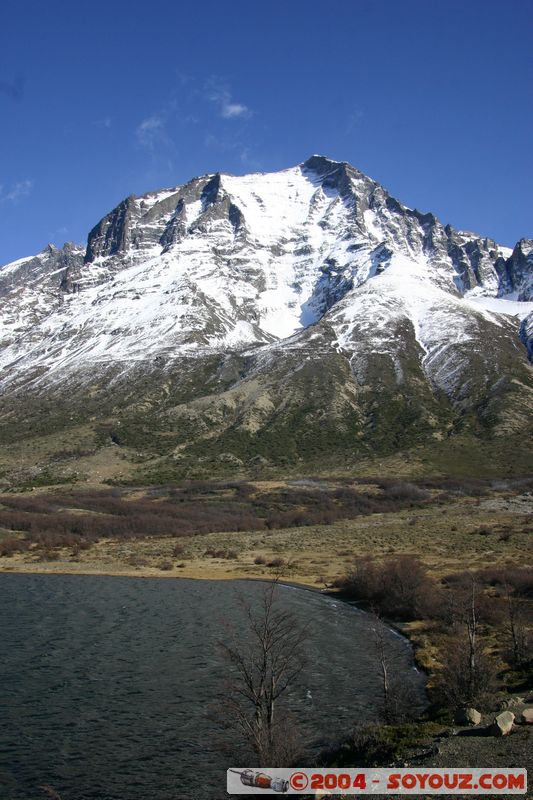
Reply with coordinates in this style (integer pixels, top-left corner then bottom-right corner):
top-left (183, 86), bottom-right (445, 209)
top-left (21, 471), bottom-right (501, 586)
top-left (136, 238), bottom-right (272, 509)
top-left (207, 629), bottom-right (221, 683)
top-left (1, 156), bottom-right (532, 478)
top-left (0, 242), bottom-right (85, 337)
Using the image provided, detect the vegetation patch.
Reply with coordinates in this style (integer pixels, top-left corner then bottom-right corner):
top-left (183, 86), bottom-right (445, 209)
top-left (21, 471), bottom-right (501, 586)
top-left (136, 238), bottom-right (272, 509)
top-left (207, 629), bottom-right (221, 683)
top-left (0, 478), bottom-right (435, 558)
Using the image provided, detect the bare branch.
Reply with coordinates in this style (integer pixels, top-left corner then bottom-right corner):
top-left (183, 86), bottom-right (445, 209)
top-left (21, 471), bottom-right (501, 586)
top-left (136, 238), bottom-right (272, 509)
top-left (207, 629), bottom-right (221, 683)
top-left (215, 580), bottom-right (308, 766)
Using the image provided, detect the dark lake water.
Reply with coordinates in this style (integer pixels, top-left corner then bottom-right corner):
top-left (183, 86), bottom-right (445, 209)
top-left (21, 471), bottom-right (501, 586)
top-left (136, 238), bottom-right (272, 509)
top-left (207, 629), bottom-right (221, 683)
top-left (0, 574), bottom-right (425, 800)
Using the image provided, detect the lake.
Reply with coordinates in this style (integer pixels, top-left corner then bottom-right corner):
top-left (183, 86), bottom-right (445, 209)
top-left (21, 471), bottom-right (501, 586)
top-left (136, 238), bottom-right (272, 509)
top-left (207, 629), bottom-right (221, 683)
top-left (0, 574), bottom-right (425, 799)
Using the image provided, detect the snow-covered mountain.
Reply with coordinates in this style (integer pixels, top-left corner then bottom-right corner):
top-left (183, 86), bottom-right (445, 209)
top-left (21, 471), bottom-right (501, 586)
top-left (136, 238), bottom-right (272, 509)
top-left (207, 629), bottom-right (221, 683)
top-left (1, 156), bottom-right (532, 479)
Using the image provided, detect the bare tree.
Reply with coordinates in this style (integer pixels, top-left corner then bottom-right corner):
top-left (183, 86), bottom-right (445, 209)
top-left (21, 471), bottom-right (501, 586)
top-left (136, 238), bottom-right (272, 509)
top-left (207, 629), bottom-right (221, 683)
top-left (503, 576), bottom-right (531, 667)
top-left (371, 618), bottom-right (391, 721)
top-left (217, 579), bottom-right (308, 766)
top-left (371, 614), bottom-right (419, 723)
top-left (465, 573), bottom-right (478, 701)
top-left (438, 573), bottom-right (498, 709)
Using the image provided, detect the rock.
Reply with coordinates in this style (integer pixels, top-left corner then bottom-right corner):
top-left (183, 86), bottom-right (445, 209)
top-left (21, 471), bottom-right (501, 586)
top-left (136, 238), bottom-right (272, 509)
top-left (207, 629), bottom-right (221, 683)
top-left (249, 455), bottom-right (270, 467)
top-left (217, 452), bottom-right (244, 466)
top-left (508, 696), bottom-right (525, 707)
top-left (456, 707), bottom-right (482, 726)
top-left (490, 711), bottom-right (515, 736)
top-left (520, 708), bottom-right (533, 725)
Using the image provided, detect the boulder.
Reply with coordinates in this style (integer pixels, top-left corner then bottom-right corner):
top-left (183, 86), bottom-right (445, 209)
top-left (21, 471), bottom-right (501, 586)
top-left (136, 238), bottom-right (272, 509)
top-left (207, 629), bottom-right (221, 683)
top-left (490, 711), bottom-right (515, 736)
top-left (456, 707), bottom-right (482, 726)
top-left (520, 708), bottom-right (533, 725)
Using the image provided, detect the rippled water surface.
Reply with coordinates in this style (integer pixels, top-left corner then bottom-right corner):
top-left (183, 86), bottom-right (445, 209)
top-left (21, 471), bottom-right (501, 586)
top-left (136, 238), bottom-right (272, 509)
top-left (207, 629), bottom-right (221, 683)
top-left (0, 574), bottom-right (425, 799)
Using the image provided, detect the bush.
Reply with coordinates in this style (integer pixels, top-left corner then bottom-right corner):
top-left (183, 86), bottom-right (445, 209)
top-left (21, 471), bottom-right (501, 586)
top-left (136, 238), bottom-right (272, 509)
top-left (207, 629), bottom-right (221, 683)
top-left (436, 638), bottom-right (498, 710)
top-left (0, 537), bottom-right (30, 557)
top-left (382, 483), bottom-right (430, 501)
top-left (336, 555), bottom-right (439, 621)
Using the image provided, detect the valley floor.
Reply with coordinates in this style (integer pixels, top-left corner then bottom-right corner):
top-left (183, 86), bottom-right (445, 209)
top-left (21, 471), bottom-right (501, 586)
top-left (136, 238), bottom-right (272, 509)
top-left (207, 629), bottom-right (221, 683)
top-left (2, 491), bottom-right (531, 586)
top-left (1, 483), bottom-right (532, 788)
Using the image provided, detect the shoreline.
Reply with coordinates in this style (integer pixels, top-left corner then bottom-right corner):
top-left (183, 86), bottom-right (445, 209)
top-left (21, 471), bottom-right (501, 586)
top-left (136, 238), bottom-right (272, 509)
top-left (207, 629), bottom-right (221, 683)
top-left (0, 563), bottom-right (319, 589)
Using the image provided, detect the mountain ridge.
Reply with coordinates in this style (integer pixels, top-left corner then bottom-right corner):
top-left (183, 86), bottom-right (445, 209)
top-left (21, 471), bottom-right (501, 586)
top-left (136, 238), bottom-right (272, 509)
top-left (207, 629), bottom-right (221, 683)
top-left (1, 156), bottom-right (532, 484)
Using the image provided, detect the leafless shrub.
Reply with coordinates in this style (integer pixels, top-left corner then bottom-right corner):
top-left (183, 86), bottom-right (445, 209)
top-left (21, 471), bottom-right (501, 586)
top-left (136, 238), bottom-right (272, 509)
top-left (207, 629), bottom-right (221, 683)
top-left (371, 617), bottom-right (420, 723)
top-left (436, 575), bottom-right (499, 710)
top-left (215, 580), bottom-right (308, 766)
top-left (443, 566), bottom-right (533, 600)
top-left (127, 554), bottom-right (149, 567)
top-left (0, 537), bottom-right (30, 557)
top-left (437, 638), bottom-right (498, 710)
top-left (204, 548), bottom-right (228, 559)
top-left (382, 483), bottom-right (430, 502)
top-left (37, 549), bottom-right (56, 562)
top-left (439, 576), bottom-right (504, 628)
top-left (420, 478), bottom-right (489, 496)
top-left (336, 555), bottom-right (439, 621)
top-left (503, 577), bottom-right (532, 667)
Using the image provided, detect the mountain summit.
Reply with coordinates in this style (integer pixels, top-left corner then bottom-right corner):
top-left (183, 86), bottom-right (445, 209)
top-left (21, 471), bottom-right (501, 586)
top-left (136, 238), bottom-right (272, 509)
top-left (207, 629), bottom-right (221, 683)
top-left (1, 156), bottom-right (532, 480)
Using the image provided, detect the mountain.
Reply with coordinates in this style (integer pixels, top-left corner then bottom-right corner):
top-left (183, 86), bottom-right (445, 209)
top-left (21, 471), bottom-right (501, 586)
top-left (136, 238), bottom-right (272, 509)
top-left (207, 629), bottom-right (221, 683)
top-left (1, 156), bottom-right (532, 484)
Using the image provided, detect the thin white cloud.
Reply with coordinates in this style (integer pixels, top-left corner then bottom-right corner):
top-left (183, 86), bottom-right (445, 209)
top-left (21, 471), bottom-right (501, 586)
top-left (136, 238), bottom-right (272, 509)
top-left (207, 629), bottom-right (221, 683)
top-left (206, 78), bottom-right (252, 120)
top-left (93, 116), bottom-right (112, 128)
top-left (135, 114), bottom-right (166, 150)
top-left (136, 114), bottom-right (171, 151)
top-left (221, 101), bottom-right (249, 119)
top-left (0, 179), bottom-right (33, 203)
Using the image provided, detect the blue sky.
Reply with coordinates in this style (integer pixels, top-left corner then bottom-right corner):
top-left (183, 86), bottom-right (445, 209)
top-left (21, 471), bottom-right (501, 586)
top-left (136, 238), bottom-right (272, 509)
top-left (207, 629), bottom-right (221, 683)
top-left (1, 0), bottom-right (531, 265)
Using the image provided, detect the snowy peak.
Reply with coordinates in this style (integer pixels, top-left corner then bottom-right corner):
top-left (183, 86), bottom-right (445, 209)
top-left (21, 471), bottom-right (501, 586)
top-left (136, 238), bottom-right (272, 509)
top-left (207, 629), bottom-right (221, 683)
top-left (0, 157), bottom-right (531, 396)
top-left (1, 156), bottom-right (532, 476)
top-left (68, 153), bottom-right (525, 308)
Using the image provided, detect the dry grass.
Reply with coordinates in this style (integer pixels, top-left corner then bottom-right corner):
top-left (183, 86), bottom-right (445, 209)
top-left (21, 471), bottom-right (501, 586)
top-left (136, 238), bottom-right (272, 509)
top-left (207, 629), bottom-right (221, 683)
top-left (2, 491), bottom-right (531, 587)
